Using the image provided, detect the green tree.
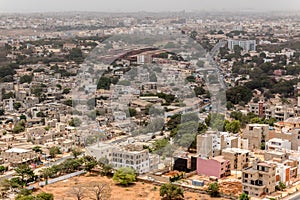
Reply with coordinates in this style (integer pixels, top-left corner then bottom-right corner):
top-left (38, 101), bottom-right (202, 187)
top-left (19, 75), bottom-right (33, 84)
top-left (69, 117), bottom-right (82, 127)
top-left (239, 192), bottom-right (250, 200)
top-left (278, 181), bottom-right (286, 191)
top-left (194, 86), bottom-right (205, 96)
top-left (17, 188), bottom-right (32, 196)
top-left (20, 114), bottom-right (27, 121)
top-left (14, 164), bottom-right (35, 186)
top-left (128, 108), bottom-right (137, 117)
top-left (97, 77), bottom-right (111, 90)
top-left (40, 168), bottom-right (53, 185)
top-left (15, 188), bottom-right (35, 200)
top-left (64, 99), bottom-right (73, 107)
top-left (0, 165), bottom-right (6, 174)
top-left (62, 88), bottom-right (71, 94)
top-left (112, 167), bottom-right (136, 186)
top-left (36, 192), bottom-right (54, 200)
top-left (185, 75), bottom-right (195, 82)
top-left (225, 120), bottom-right (241, 133)
top-left (0, 179), bottom-right (10, 198)
top-left (226, 86), bottom-right (253, 105)
top-left (153, 139), bottom-right (169, 151)
top-left (190, 30), bottom-right (198, 40)
top-left (13, 102), bottom-right (22, 111)
top-left (84, 160), bottom-right (97, 172)
top-left (32, 146), bottom-right (42, 153)
top-left (0, 65), bottom-right (15, 79)
top-left (2, 91), bottom-right (14, 99)
top-left (101, 164), bottom-right (113, 176)
top-left (159, 183), bottom-right (184, 200)
top-left (13, 120), bottom-right (26, 133)
top-left (260, 142), bottom-right (266, 150)
top-left (36, 112), bottom-right (46, 118)
top-left (68, 48), bottom-right (83, 64)
top-left (71, 147), bottom-right (82, 159)
top-left (207, 182), bottom-right (220, 197)
top-left (15, 195), bottom-right (35, 200)
top-left (49, 146), bottom-right (61, 158)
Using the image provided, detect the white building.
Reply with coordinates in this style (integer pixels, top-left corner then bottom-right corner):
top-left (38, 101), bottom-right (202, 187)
top-left (86, 143), bottom-right (159, 174)
top-left (266, 138), bottom-right (291, 151)
top-left (228, 39), bottom-right (256, 52)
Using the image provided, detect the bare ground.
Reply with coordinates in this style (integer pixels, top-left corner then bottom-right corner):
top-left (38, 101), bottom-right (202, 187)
top-left (35, 173), bottom-right (229, 200)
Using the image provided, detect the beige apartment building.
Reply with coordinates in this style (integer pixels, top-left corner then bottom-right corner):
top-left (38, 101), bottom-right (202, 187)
top-left (243, 124), bottom-right (270, 150)
top-left (270, 118), bottom-right (300, 150)
top-left (0, 147), bottom-right (38, 167)
top-left (222, 148), bottom-right (250, 170)
top-left (242, 160), bottom-right (276, 197)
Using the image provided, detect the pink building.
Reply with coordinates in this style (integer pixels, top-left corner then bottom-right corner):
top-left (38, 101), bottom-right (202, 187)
top-left (197, 156), bottom-right (231, 179)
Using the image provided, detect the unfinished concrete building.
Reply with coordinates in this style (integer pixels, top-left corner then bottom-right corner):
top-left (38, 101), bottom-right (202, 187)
top-left (222, 148), bottom-right (250, 170)
top-left (243, 124), bottom-right (269, 150)
top-left (196, 131), bottom-right (226, 158)
top-left (242, 160), bottom-right (276, 197)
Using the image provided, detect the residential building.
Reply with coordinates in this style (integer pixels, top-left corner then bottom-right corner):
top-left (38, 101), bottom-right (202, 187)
top-left (0, 147), bottom-right (38, 167)
top-left (197, 156), bottom-right (231, 179)
top-left (173, 156), bottom-right (197, 172)
top-left (248, 101), bottom-right (266, 117)
top-left (242, 160), bottom-right (276, 197)
top-left (86, 143), bottom-right (159, 174)
top-left (264, 150), bottom-right (288, 162)
top-left (196, 132), bottom-right (226, 157)
top-left (243, 124), bottom-right (270, 150)
top-left (222, 148), bottom-right (250, 170)
top-left (266, 138), bottom-right (291, 151)
top-left (228, 39), bottom-right (256, 52)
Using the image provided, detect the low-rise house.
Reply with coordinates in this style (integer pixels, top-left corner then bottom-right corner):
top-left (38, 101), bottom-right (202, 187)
top-left (266, 138), bottom-right (291, 151)
top-left (197, 156), bottom-right (231, 179)
top-left (1, 147), bottom-right (38, 167)
top-left (264, 150), bottom-right (288, 162)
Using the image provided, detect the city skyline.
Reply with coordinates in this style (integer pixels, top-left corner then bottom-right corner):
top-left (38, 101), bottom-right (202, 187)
top-left (0, 0), bottom-right (300, 13)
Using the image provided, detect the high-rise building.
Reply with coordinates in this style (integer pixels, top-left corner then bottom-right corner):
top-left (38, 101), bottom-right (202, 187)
top-left (228, 39), bottom-right (256, 52)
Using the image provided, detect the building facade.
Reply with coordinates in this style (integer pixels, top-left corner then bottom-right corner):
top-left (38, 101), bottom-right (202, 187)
top-left (243, 124), bottom-right (270, 150)
top-left (242, 160), bottom-right (276, 197)
top-left (228, 39), bottom-right (256, 52)
top-left (197, 156), bottom-right (231, 179)
top-left (222, 148), bottom-right (250, 170)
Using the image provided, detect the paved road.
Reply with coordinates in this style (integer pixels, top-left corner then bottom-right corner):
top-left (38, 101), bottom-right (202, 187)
top-left (44, 155), bottom-right (74, 167)
top-left (283, 191), bottom-right (300, 200)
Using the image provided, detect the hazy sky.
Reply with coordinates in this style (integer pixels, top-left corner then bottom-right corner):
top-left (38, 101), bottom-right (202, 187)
top-left (0, 0), bottom-right (299, 13)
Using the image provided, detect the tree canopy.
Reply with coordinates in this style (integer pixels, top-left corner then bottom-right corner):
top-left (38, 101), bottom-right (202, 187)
top-left (112, 167), bottom-right (136, 186)
top-left (160, 183), bottom-right (184, 200)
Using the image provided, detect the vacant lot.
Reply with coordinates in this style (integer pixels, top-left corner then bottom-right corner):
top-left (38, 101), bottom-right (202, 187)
top-left (35, 174), bottom-right (229, 200)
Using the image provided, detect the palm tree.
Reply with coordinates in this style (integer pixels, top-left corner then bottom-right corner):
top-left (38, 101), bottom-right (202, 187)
top-left (40, 168), bottom-right (54, 185)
